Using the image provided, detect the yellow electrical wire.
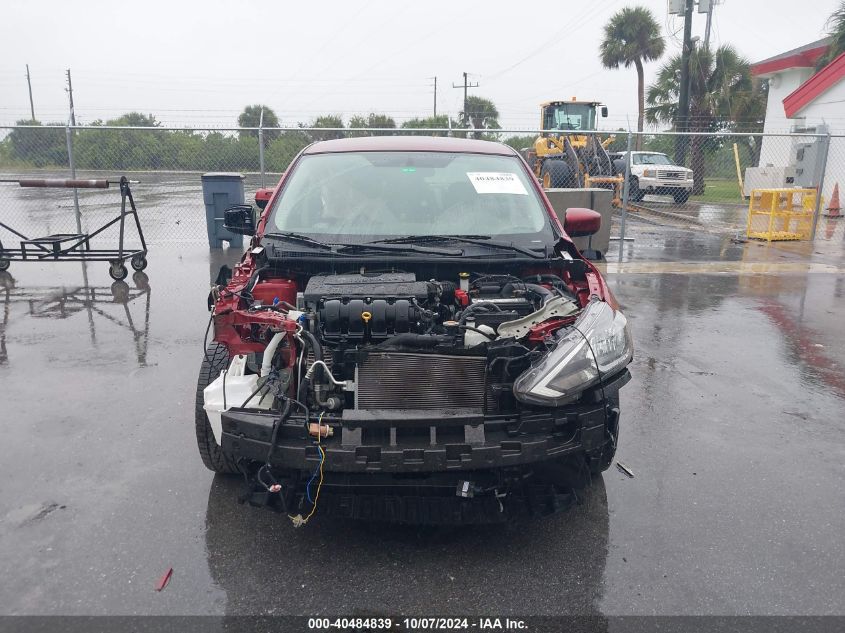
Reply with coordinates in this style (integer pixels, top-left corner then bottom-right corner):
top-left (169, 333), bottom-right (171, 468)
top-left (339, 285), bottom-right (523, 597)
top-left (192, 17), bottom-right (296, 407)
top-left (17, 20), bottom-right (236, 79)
top-left (290, 412), bottom-right (326, 527)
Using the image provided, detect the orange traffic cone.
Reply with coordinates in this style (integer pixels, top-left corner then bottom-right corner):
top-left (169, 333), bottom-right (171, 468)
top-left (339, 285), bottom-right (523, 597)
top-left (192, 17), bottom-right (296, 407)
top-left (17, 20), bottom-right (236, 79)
top-left (824, 183), bottom-right (841, 218)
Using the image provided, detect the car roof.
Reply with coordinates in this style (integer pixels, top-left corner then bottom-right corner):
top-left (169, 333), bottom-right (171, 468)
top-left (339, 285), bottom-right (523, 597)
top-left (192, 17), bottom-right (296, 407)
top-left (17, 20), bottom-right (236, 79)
top-left (302, 135), bottom-right (518, 156)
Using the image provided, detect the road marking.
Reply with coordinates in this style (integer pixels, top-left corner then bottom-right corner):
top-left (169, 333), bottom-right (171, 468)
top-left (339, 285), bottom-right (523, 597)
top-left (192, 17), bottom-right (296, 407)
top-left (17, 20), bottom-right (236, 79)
top-left (599, 261), bottom-right (845, 275)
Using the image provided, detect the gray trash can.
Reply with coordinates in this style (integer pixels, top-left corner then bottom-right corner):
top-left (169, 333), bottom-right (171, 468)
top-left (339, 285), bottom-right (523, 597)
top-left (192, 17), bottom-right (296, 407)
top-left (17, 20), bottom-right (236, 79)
top-left (201, 172), bottom-right (245, 249)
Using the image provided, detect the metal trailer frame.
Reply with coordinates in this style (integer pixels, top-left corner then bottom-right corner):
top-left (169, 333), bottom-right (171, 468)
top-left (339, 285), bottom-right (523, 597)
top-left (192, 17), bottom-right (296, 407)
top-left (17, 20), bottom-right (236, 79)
top-left (0, 276), bottom-right (151, 367)
top-left (0, 176), bottom-right (148, 280)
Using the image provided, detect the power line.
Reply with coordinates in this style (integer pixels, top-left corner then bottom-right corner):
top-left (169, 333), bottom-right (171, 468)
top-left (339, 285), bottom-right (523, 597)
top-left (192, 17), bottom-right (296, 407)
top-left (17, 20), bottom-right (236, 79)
top-left (484, 0), bottom-right (622, 80)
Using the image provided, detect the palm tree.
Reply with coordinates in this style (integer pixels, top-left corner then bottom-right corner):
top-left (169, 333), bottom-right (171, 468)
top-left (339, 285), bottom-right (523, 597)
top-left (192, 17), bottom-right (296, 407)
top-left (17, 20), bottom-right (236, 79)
top-left (818, 1), bottom-right (845, 69)
top-left (463, 96), bottom-right (500, 139)
top-left (600, 6), bottom-right (665, 148)
top-left (237, 105), bottom-right (280, 144)
top-left (645, 44), bottom-right (764, 194)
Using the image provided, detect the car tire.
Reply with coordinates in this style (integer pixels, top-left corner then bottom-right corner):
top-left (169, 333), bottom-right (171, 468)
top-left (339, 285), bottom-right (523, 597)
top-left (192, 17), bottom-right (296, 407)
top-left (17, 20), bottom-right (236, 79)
top-left (195, 342), bottom-right (240, 474)
top-left (628, 177), bottom-right (644, 202)
top-left (541, 160), bottom-right (573, 188)
top-left (673, 189), bottom-right (690, 204)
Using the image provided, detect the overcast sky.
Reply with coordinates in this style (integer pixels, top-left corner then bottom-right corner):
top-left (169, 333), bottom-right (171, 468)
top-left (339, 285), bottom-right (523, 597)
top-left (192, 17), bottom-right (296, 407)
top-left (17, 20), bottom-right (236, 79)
top-left (0, 0), bottom-right (839, 132)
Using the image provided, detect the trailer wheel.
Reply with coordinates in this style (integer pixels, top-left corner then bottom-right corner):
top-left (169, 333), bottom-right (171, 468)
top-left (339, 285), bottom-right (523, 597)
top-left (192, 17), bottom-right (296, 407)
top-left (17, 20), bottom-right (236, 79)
top-left (108, 262), bottom-right (128, 280)
top-left (541, 160), bottom-right (573, 188)
top-left (0, 259), bottom-right (10, 272)
top-left (130, 254), bottom-right (148, 271)
top-left (195, 342), bottom-right (240, 474)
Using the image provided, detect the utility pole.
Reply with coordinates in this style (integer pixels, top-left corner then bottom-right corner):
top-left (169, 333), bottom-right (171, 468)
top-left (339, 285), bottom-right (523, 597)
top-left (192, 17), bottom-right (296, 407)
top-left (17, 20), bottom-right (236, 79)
top-left (452, 72), bottom-right (479, 127)
top-left (65, 68), bottom-right (76, 126)
top-left (703, 3), bottom-right (714, 50)
top-left (674, 0), bottom-right (694, 164)
top-left (25, 64), bottom-right (35, 121)
top-left (65, 68), bottom-right (81, 228)
top-left (702, 0), bottom-right (715, 50)
top-left (433, 76), bottom-right (437, 118)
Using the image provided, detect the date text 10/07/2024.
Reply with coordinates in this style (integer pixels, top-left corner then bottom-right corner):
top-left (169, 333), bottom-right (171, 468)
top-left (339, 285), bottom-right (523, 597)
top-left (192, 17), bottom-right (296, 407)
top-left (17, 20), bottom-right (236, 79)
top-left (308, 617), bottom-right (529, 630)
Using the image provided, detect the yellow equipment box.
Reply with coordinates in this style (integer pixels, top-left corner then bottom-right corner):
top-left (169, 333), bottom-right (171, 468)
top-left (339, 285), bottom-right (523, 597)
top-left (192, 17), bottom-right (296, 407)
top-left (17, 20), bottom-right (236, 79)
top-left (746, 188), bottom-right (819, 242)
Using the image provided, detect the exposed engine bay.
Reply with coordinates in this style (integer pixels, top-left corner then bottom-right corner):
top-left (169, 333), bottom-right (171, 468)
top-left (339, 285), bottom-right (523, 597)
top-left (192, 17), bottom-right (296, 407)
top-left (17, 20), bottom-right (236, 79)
top-left (200, 256), bottom-right (632, 524)
top-left (208, 265), bottom-right (588, 420)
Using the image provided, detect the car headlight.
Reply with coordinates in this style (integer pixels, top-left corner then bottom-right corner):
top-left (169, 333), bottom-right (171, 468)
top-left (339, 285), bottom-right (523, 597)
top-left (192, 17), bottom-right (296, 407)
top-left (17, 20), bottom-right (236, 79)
top-left (642, 169), bottom-right (655, 177)
top-left (513, 300), bottom-right (633, 406)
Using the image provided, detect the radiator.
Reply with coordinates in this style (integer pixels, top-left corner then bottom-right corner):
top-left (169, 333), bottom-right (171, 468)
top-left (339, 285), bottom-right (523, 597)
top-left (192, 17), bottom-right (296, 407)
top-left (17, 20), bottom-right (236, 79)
top-left (356, 352), bottom-right (488, 410)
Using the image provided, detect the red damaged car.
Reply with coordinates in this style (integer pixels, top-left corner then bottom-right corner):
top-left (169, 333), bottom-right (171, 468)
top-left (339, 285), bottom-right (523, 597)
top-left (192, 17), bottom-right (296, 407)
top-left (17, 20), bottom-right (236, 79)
top-left (196, 136), bottom-right (632, 525)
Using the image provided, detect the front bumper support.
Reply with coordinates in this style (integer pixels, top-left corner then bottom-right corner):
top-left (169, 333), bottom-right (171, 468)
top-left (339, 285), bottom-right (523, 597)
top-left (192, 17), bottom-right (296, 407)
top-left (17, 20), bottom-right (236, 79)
top-left (221, 370), bottom-right (629, 474)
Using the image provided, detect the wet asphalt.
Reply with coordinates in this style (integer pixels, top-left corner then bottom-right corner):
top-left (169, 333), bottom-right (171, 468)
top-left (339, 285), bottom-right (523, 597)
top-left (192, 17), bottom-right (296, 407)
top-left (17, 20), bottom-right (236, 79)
top-left (0, 224), bottom-right (844, 617)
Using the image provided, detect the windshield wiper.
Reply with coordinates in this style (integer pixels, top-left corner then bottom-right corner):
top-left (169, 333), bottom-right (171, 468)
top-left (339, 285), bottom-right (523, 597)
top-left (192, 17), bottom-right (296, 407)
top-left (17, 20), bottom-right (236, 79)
top-left (336, 242), bottom-right (462, 256)
top-left (263, 232), bottom-right (461, 256)
top-left (262, 231), bottom-right (334, 250)
top-left (375, 234), bottom-right (492, 242)
top-left (371, 235), bottom-right (546, 259)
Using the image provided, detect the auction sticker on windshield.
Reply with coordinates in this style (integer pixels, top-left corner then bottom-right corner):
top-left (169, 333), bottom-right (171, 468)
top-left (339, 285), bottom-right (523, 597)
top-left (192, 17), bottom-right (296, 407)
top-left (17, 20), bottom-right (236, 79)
top-left (466, 172), bottom-right (528, 195)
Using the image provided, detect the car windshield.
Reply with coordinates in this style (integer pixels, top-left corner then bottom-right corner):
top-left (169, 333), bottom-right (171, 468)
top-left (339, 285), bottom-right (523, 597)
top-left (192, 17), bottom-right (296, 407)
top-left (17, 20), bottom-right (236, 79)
top-left (633, 153), bottom-right (676, 165)
top-left (267, 151), bottom-right (552, 241)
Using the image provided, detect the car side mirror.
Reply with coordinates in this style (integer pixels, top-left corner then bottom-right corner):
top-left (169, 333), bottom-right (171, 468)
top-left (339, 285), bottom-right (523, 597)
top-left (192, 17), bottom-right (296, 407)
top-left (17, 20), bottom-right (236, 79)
top-left (601, 106), bottom-right (608, 118)
top-left (255, 188), bottom-right (274, 209)
top-left (564, 207), bottom-right (601, 237)
top-left (223, 204), bottom-right (256, 236)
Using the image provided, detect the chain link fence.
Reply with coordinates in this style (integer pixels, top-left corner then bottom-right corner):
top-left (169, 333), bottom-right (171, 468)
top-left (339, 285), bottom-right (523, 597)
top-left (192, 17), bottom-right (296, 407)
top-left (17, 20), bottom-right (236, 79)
top-left (1, 125), bottom-right (843, 259)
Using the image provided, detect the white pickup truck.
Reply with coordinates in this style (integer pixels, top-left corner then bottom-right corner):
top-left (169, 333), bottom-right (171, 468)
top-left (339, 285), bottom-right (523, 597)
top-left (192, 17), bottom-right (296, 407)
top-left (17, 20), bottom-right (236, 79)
top-left (611, 151), bottom-right (694, 204)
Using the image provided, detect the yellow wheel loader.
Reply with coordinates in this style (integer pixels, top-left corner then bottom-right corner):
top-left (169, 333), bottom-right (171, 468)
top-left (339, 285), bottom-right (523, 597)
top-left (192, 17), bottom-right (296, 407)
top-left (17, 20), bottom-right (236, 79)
top-left (522, 99), bottom-right (622, 195)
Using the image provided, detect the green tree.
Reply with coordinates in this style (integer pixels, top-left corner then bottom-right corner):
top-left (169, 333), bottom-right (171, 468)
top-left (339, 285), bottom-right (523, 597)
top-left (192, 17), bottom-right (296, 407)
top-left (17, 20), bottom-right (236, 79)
top-left (502, 134), bottom-right (536, 151)
top-left (604, 128), bottom-right (630, 153)
top-left (91, 112), bottom-right (164, 169)
top-left (237, 104), bottom-right (281, 144)
top-left (463, 96), bottom-right (500, 138)
top-left (600, 6), bottom-right (665, 148)
top-left (307, 115), bottom-right (345, 141)
top-left (818, 1), bottom-right (845, 69)
top-left (646, 44), bottom-right (763, 194)
top-left (265, 131), bottom-right (311, 171)
top-left (348, 113), bottom-right (397, 136)
top-left (401, 115), bottom-right (453, 136)
top-left (107, 112), bottom-right (160, 127)
top-left (6, 119), bottom-right (67, 167)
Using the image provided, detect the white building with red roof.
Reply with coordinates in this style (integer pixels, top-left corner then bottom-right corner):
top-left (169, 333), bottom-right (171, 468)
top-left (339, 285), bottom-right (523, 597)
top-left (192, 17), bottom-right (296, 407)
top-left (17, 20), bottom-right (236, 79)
top-left (751, 37), bottom-right (844, 204)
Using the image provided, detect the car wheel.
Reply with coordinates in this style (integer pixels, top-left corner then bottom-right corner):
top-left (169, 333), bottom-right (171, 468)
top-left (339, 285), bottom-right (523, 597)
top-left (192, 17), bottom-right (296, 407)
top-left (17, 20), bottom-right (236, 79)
top-left (541, 160), bottom-right (573, 188)
top-left (673, 189), bottom-right (690, 204)
top-left (0, 258), bottom-right (10, 272)
top-left (195, 342), bottom-right (240, 474)
top-left (628, 177), bottom-right (644, 202)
